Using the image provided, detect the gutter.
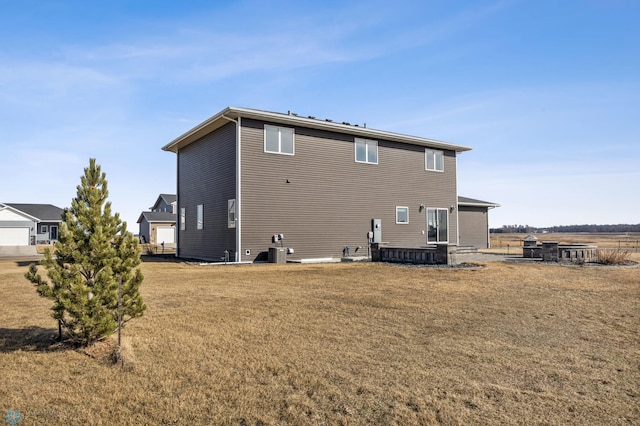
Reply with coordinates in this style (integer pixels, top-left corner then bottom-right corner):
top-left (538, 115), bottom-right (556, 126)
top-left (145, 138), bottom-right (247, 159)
top-left (163, 106), bottom-right (473, 154)
top-left (458, 202), bottom-right (501, 208)
top-left (221, 113), bottom-right (241, 263)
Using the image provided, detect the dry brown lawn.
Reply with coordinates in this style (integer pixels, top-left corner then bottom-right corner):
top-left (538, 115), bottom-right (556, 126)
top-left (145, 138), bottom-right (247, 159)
top-left (1, 257), bottom-right (638, 425)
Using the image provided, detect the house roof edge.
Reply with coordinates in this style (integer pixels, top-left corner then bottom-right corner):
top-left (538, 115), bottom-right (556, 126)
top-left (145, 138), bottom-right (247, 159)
top-left (458, 196), bottom-right (501, 208)
top-left (162, 106), bottom-right (473, 153)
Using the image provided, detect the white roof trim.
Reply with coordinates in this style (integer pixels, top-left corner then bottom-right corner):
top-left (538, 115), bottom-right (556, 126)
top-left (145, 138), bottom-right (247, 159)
top-left (458, 201), bottom-right (501, 208)
top-left (162, 106), bottom-right (472, 153)
top-left (0, 203), bottom-right (41, 222)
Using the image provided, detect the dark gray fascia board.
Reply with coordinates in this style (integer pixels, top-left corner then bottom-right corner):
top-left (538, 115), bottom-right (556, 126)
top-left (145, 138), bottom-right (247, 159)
top-left (458, 196), bottom-right (501, 208)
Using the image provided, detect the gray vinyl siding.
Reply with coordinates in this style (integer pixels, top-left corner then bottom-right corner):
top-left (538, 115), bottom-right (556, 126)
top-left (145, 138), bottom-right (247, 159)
top-left (139, 219), bottom-right (150, 243)
top-left (177, 122), bottom-right (236, 260)
top-left (37, 221), bottom-right (60, 241)
top-left (154, 200), bottom-right (173, 213)
top-left (239, 118), bottom-right (458, 261)
top-left (458, 206), bottom-right (489, 248)
top-left (0, 220), bottom-right (35, 228)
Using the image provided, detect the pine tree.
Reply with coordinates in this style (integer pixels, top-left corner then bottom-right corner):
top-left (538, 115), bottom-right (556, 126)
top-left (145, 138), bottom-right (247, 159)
top-left (26, 158), bottom-right (146, 346)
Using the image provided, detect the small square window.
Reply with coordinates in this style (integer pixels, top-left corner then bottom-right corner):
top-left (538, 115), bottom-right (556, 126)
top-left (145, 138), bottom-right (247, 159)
top-left (41, 225), bottom-right (48, 233)
top-left (396, 206), bottom-right (409, 224)
top-left (355, 138), bottom-right (378, 164)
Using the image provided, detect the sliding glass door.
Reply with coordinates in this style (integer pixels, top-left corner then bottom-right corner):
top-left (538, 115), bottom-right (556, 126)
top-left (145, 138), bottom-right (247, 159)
top-left (427, 208), bottom-right (448, 243)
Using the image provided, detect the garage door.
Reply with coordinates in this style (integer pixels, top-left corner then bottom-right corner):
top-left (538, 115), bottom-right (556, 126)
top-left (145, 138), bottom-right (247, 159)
top-left (156, 226), bottom-right (175, 244)
top-left (0, 227), bottom-right (30, 246)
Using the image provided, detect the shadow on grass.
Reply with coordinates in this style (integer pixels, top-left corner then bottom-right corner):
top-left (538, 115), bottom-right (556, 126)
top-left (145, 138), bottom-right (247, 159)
top-left (15, 260), bottom-right (40, 268)
top-left (140, 254), bottom-right (181, 263)
top-left (0, 326), bottom-right (63, 353)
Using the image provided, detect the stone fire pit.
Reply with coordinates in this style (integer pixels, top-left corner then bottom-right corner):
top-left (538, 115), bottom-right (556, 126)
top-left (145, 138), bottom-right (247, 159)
top-left (522, 235), bottom-right (597, 263)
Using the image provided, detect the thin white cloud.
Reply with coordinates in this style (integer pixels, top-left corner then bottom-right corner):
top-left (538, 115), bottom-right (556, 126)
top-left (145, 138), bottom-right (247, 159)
top-left (3, 0), bottom-right (514, 86)
top-left (1, 0), bottom-right (636, 228)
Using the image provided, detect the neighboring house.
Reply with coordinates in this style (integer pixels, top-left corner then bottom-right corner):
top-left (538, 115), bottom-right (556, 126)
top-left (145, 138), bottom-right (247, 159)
top-left (162, 106), bottom-right (482, 262)
top-left (0, 203), bottom-right (64, 246)
top-left (151, 194), bottom-right (177, 213)
top-left (457, 196), bottom-right (501, 249)
top-left (137, 194), bottom-right (177, 245)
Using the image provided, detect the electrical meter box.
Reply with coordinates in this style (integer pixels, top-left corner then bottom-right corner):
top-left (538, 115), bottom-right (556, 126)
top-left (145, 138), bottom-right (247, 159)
top-left (372, 219), bottom-right (382, 243)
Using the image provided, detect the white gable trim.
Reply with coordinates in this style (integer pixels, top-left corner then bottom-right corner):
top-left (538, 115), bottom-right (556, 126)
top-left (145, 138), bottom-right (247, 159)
top-left (0, 204), bottom-right (40, 222)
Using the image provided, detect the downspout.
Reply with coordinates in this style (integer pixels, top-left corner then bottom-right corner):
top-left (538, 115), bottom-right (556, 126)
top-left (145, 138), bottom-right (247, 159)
top-left (487, 206), bottom-right (496, 249)
top-left (454, 154), bottom-right (460, 246)
top-left (175, 152), bottom-right (180, 258)
top-left (221, 114), bottom-right (241, 262)
top-left (237, 117), bottom-right (242, 262)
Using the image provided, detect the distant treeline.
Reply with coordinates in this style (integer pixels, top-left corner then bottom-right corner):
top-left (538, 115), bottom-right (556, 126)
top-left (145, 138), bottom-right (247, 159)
top-left (491, 224), bottom-right (640, 234)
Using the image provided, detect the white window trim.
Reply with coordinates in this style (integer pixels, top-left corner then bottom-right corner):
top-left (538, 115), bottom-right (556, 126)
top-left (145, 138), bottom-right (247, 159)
top-left (180, 207), bottom-right (185, 231)
top-left (426, 207), bottom-right (449, 243)
top-left (196, 204), bottom-right (203, 230)
top-left (41, 225), bottom-right (48, 233)
top-left (395, 206), bottom-right (409, 224)
top-left (425, 149), bottom-right (444, 172)
top-left (354, 138), bottom-right (378, 164)
top-left (264, 124), bottom-right (295, 155)
top-left (228, 199), bottom-right (236, 229)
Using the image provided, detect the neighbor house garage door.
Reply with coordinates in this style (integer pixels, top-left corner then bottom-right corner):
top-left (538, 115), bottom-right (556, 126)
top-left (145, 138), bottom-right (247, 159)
top-left (156, 226), bottom-right (175, 244)
top-left (0, 227), bottom-right (30, 246)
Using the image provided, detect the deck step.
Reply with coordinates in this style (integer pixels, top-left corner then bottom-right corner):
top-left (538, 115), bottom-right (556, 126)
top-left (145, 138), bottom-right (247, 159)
top-left (456, 246), bottom-right (479, 254)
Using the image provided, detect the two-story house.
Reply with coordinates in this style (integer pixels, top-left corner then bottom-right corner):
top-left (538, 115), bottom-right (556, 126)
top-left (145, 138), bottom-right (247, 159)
top-left (162, 107), bottom-right (474, 262)
top-left (137, 194), bottom-right (177, 245)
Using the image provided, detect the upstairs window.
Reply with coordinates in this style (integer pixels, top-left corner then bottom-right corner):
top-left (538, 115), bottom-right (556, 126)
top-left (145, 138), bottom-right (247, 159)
top-left (425, 149), bottom-right (444, 172)
top-left (355, 138), bottom-right (378, 164)
top-left (180, 207), bottom-right (185, 231)
top-left (264, 124), bottom-right (294, 155)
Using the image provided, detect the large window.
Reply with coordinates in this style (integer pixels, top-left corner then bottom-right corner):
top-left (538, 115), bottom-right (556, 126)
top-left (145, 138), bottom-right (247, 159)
top-left (425, 149), bottom-right (444, 172)
top-left (180, 207), bottom-right (185, 231)
top-left (264, 124), bottom-right (294, 155)
top-left (396, 206), bottom-right (409, 224)
top-left (427, 208), bottom-right (448, 243)
top-left (196, 204), bottom-right (203, 230)
top-left (228, 199), bottom-right (236, 228)
top-left (355, 138), bottom-right (378, 164)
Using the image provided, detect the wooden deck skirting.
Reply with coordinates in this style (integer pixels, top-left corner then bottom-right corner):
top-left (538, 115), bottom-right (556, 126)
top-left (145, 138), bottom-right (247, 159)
top-left (371, 243), bottom-right (453, 265)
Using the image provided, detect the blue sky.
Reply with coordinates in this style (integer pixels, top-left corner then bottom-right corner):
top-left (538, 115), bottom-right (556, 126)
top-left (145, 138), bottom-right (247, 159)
top-left (1, 0), bottom-right (638, 229)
